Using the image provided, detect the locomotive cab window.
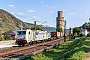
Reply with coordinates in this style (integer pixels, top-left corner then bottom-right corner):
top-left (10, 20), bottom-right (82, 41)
top-left (17, 31), bottom-right (26, 35)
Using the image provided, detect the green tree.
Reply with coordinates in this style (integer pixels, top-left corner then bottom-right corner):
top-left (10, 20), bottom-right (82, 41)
top-left (73, 27), bottom-right (81, 36)
top-left (80, 34), bottom-right (85, 37)
top-left (89, 18), bottom-right (90, 22)
top-left (74, 32), bottom-right (78, 37)
top-left (31, 26), bottom-right (43, 30)
top-left (56, 28), bottom-right (63, 32)
top-left (88, 22), bottom-right (90, 28)
top-left (0, 30), bottom-right (2, 40)
top-left (87, 33), bottom-right (90, 37)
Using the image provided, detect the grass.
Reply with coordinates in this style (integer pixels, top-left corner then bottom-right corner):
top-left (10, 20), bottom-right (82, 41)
top-left (25, 37), bottom-right (90, 60)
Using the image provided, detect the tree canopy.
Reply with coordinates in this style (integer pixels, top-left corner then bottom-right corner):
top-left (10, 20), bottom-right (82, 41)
top-left (56, 28), bottom-right (63, 32)
top-left (0, 30), bottom-right (2, 40)
top-left (87, 33), bottom-right (90, 37)
top-left (31, 26), bottom-right (43, 30)
top-left (73, 27), bottom-right (81, 36)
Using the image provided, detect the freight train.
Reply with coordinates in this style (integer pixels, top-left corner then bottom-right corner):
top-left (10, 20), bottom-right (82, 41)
top-left (16, 29), bottom-right (63, 46)
top-left (16, 29), bottom-right (51, 45)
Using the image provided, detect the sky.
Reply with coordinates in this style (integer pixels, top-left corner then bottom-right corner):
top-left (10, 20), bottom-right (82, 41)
top-left (0, 0), bottom-right (90, 29)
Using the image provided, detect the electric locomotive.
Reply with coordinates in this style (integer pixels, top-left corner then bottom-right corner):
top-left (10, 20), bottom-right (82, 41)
top-left (16, 29), bottom-right (51, 45)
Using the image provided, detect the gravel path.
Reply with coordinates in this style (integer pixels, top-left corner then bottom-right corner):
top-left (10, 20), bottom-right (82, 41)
top-left (0, 40), bottom-right (18, 48)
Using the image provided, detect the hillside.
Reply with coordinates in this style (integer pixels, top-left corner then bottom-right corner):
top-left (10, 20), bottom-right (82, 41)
top-left (0, 9), bottom-right (30, 32)
top-left (0, 9), bottom-right (57, 33)
top-left (0, 9), bottom-right (69, 33)
top-left (26, 22), bottom-right (56, 32)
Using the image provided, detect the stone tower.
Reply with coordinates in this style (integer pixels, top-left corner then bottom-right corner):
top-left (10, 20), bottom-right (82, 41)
top-left (69, 28), bottom-right (73, 35)
top-left (56, 11), bottom-right (64, 31)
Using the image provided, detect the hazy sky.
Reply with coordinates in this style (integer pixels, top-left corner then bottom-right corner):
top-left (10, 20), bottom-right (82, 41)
top-left (0, 0), bottom-right (90, 28)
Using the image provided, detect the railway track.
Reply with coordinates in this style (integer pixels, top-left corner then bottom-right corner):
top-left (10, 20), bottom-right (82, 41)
top-left (0, 37), bottom-right (64, 59)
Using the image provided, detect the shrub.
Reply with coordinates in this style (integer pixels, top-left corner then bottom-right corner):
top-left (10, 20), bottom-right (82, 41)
top-left (0, 30), bottom-right (2, 41)
top-left (79, 34), bottom-right (85, 37)
top-left (69, 34), bottom-right (74, 39)
top-left (73, 27), bottom-right (81, 36)
top-left (87, 33), bottom-right (90, 37)
top-left (4, 35), bottom-right (12, 40)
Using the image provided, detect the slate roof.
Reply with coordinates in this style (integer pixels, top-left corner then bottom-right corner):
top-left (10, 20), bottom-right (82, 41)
top-left (2, 30), bottom-right (17, 35)
top-left (82, 22), bottom-right (89, 29)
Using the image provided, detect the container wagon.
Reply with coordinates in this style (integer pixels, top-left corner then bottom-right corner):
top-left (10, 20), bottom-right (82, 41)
top-left (51, 32), bottom-right (63, 37)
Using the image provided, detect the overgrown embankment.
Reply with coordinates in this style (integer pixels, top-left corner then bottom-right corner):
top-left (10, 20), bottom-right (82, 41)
top-left (25, 37), bottom-right (90, 60)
